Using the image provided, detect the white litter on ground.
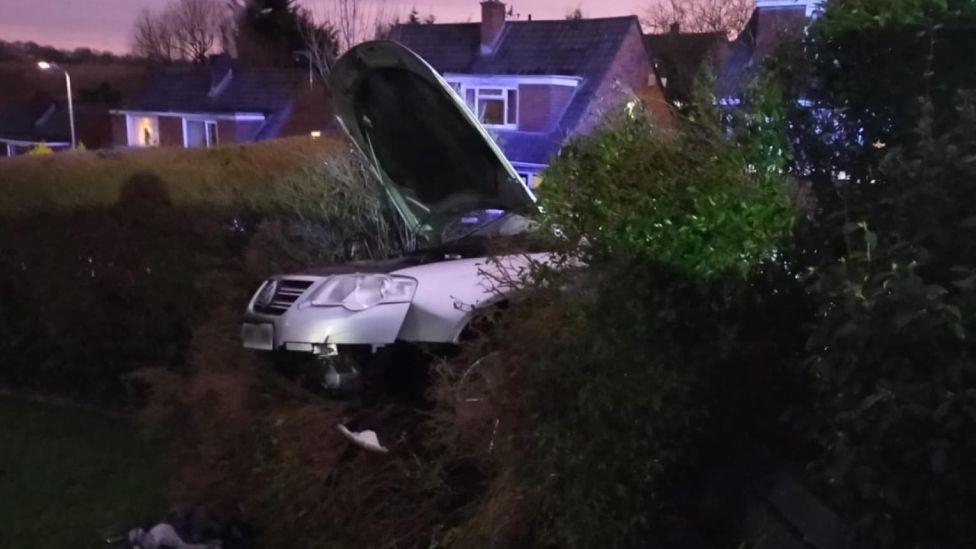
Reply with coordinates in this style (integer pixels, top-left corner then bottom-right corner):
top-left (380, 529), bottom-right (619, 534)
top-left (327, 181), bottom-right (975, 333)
top-left (126, 523), bottom-right (219, 549)
top-left (337, 424), bottom-right (389, 454)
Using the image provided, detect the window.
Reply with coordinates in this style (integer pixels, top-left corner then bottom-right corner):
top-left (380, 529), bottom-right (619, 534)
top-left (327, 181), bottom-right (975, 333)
top-left (460, 86), bottom-right (518, 128)
top-left (206, 121), bottom-right (219, 147)
top-left (127, 116), bottom-right (160, 147)
top-left (183, 118), bottom-right (219, 148)
top-left (516, 171), bottom-right (541, 189)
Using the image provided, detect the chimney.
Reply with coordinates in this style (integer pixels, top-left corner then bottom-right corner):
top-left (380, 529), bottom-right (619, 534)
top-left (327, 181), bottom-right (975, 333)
top-left (481, 1), bottom-right (506, 54)
top-left (669, 22), bottom-right (680, 34)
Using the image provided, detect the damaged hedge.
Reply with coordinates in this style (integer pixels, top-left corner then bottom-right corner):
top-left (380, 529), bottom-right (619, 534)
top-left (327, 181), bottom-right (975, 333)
top-left (434, 90), bottom-right (801, 548)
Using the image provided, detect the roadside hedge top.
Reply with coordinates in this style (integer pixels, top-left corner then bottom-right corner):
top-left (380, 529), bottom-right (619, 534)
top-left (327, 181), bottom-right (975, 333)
top-left (0, 136), bottom-right (343, 215)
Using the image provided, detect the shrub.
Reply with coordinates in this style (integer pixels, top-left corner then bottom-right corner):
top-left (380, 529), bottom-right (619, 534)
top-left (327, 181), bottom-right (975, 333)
top-left (774, 3), bottom-right (976, 546)
top-left (797, 98), bottom-right (976, 548)
top-left (542, 90), bottom-right (794, 278)
top-left (26, 143), bottom-right (53, 156)
top-left (438, 96), bottom-right (799, 548)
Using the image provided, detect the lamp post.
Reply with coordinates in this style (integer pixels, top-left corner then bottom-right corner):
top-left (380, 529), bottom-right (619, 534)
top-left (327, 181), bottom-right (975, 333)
top-left (37, 61), bottom-right (76, 149)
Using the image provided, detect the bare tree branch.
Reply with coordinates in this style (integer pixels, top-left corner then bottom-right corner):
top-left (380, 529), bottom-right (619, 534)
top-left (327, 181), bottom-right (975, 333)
top-left (311, 0), bottom-right (396, 54)
top-left (645, 0), bottom-right (753, 35)
top-left (132, 7), bottom-right (180, 62)
top-left (131, 0), bottom-right (228, 63)
top-left (297, 6), bottom-right (339, 80)
top-left (170, 0), bottom-right (225, 63)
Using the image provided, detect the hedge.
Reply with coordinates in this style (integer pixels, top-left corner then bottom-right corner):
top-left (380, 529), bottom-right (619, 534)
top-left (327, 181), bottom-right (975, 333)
top-left (0, 137), bottom-right (396, 404)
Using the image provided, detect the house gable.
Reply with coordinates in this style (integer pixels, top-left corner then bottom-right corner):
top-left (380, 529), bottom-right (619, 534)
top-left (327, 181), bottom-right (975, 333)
top-left (645, 28), bottom-right (729, 104)
top-left (391, 10), bottom-right (661, 175)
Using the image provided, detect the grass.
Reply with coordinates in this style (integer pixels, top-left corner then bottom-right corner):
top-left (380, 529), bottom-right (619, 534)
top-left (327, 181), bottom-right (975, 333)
top-left (0, 397), bottom-right (168, 549)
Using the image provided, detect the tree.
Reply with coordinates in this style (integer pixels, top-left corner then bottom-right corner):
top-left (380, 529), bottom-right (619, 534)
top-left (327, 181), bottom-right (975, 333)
top-left (321, 0), bottom-right (396, 53)
top-left (170, 0), bottom-right (225, 62)
top-left (404, 7), bottom-right (435, 25)
top-left (296, 7), bottom-right (341, 79)
top-left (231, 0), bottom-right (308, 66)
top-left (132, 7), bottom-right (180, 63)
top-left (131, 0), bottom-right (225, 63)
top-left (644, 0), bottom-right (753, 35)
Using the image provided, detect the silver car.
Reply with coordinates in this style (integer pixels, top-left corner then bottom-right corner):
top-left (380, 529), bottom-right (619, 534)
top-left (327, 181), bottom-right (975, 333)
top-left (242, 41), bottom-right (547, 392)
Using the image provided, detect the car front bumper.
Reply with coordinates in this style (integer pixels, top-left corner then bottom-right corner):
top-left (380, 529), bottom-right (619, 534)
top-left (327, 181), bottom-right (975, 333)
top-left (243, 300), bottom-right (412, 353)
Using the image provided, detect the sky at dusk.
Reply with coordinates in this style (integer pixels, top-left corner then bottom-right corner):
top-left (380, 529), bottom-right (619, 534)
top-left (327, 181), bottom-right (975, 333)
top-left (0, 0), bottom-right (653, 54)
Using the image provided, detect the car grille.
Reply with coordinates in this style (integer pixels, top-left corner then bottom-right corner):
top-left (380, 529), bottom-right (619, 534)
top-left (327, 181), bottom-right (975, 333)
top-left (254, 279), bottom-right (315, 315)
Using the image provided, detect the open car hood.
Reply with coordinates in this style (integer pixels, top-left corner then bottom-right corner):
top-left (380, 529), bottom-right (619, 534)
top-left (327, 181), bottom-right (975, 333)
top-left (330, 41), bottom-right (537, 243)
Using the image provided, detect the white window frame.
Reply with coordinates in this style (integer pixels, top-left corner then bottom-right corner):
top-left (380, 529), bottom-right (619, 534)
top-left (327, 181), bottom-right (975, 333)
top-left (460, 85), bottom-right (518, 129)
top-left (181, 117), bottom-right (219, 148)
top-left (206, 120), bottom-right (219, 147)
top-left (443, 74), bottom-right (582, 131)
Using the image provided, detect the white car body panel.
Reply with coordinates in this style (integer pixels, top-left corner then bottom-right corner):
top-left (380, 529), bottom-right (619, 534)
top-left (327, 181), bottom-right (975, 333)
top-left (242, 253), bottom-right (549, 350)
top-left (393, 253), bottom-right (546, 343)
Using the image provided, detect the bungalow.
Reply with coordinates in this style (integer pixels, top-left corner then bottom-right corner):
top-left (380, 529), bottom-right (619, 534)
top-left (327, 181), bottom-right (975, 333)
top-left (110, 55), bottom-right (333, 149)
top-left (390, 1), bottom-right (667, 187)
top-left (0, 99), bottom-right (109, 156)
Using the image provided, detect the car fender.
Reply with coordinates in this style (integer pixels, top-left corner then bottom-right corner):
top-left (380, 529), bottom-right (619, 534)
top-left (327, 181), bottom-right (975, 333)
top-left (393, 253), bottom-right (549, 343)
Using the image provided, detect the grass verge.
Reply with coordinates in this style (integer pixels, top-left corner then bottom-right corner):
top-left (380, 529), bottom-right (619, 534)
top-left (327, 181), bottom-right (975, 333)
top-left (0, 397), bottom-right (168, 549)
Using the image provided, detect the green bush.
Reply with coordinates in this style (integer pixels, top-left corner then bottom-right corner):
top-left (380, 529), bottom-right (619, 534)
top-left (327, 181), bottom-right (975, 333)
top-left (773, 3), bottom-right (976, 546)
top-left (797, 99), bottom-right (976, 548)
top-left (26, 143), bottom-right (53, 156)
top-left (542, 90), bottom-right (794, 278)
top-left (446, 96), bottom-right (799, 548)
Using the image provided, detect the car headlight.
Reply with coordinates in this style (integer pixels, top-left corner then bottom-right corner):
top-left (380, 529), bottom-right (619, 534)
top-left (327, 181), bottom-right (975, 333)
top-left (255, 279), bottom-right (278, 308)
top-left (309, 274), bottom-right (417, 311)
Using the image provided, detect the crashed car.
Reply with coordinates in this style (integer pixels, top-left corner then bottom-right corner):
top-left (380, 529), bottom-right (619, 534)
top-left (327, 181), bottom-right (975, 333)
top-left (241, 40), bottom-right (547, 392)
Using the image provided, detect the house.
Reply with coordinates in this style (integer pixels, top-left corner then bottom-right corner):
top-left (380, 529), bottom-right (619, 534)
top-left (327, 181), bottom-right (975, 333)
top-left (645, 24), bottom-right (728, 105)
top-left (110, 56), bottom-right (333, 149)
top-left (0, 99), bottom-right (110, 156)
top-left (717, 0), bottom-right (822, 98)
top-left (390, 1), bottom-right (666, 187)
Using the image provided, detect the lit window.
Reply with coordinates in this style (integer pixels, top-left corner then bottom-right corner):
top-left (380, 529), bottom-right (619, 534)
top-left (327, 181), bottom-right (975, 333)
top-left (517, 171), bottom-right (540, 189)
top-left (127, 115), bottom-right (160, 147)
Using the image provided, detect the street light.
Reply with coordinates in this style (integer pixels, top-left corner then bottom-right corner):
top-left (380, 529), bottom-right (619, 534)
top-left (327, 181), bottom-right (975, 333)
top-left (37, 61), bottom-right (76, 149)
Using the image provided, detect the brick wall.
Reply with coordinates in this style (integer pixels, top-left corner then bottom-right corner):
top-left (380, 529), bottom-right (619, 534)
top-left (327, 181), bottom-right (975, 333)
top-left (110, 113), bottom-right (128, 147)
top-left (518, 84), bottom-right (575, 132)
top-left (217, 120), bottom-right (264, 144)
top-left (159, 116), bottom-right (183, 147)
top-left (576, 19), bottom-right (671, 133)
